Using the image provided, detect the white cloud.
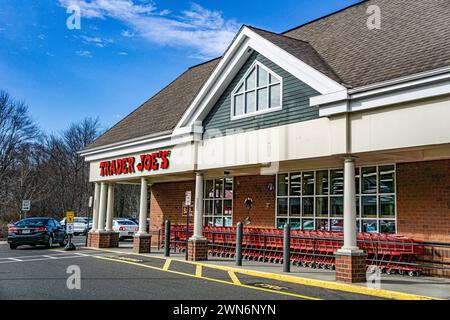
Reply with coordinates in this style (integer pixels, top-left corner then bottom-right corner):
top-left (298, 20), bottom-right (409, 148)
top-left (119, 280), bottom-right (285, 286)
top-left (76, 50), bottom-right (93, 57)
top-left (38, 34), bottom-right (46, 40)
top-left (58, 0), bottom-right (240, 58)
top-left (159, 9), bottom-right (171, 16)
top-left (117, 51), bottom-right (128, 56)
top-left (79, 35), bottom-right (113, 48)
top-left (121, 29), bottom-right (135, 38)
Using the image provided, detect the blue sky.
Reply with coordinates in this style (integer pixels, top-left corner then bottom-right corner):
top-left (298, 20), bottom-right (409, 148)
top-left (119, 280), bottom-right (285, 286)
top-left (0, 0), bottom-right (360, 134)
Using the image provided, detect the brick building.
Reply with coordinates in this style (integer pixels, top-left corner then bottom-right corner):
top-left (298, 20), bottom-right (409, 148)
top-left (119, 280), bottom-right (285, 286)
top-left (81, 0), bottom-right (450, 281)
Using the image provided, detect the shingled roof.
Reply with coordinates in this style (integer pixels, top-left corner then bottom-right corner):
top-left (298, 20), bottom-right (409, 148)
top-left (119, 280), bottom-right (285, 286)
top-left (86, 0), bottom-right (450, 151)
top-left (248, 26), bottom-right (343, 83)
top-left (284, 0), bottom-right (450, 87)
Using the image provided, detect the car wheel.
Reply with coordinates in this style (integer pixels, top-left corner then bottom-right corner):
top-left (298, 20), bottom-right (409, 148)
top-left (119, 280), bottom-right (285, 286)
top-left (9, 243), bottom-right (17, 250)
top-left (59, 235), bottom-right (69, 247)
top-left (45, 235), bottom-right (53, 249)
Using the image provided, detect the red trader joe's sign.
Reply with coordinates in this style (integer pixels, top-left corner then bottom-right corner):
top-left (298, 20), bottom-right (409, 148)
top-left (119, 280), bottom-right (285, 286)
top-left (100, 151), bottom-right (171, 177)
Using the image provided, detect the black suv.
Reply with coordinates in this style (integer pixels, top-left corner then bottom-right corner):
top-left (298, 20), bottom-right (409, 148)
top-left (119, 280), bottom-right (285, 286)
top-left (8, 218), bottom-right (68, 249)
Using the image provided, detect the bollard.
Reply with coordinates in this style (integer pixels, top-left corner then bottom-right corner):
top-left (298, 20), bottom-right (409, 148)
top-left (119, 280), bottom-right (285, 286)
top-left (236, 222), bottom-right (243, 266)
top-left (283, 224), bottom-right (291, 273)
top-left (164, 220), bottom-right (171, 257)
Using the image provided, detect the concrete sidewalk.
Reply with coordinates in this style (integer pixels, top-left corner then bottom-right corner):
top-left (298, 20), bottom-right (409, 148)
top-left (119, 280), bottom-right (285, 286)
top-left (94, 244), bottom-right (450, 300)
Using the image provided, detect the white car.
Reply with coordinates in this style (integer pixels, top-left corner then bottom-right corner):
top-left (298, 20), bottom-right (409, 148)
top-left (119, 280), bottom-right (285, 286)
top-left (60, 217), bottom-right (92, 235)
top-left (113, 219), bottom-right (139, 240)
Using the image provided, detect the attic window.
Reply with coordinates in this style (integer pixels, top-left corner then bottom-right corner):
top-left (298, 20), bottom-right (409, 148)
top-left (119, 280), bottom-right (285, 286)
top-left (231, 60), bottom-right (282, 120)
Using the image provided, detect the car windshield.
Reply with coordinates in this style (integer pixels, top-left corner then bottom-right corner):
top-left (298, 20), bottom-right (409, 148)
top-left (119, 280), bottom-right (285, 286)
top-left (74, 218), bottom-right (87, 223)
top-left (117, 220), bottom-right (137, 225)
top-left (15, 219), bottom-right (49, 227)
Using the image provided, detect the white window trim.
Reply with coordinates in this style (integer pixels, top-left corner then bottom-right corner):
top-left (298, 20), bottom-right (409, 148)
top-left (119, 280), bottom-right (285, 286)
top-left (275, 164), bottom-right (397, 233)
top-left (203, 177), bottom-right (234, 227)
top-left (230, 60), bottom-right (283, 121)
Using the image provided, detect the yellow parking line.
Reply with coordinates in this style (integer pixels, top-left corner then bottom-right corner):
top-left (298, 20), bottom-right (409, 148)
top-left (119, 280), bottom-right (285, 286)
top-left (94, 255), bottom-right (321, 300)
top-left (162, 259), bottom-right (172, 271)
top-left (195, 265), bottom-right (202, 277)
top-left (86, 247), bottom-right (437, 301)
top-left (228, 271), bottom-right (241, 285)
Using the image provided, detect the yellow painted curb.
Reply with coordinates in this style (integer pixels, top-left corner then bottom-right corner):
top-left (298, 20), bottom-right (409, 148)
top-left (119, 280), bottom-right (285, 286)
top-left (85, 247), bottom-right (439, 301)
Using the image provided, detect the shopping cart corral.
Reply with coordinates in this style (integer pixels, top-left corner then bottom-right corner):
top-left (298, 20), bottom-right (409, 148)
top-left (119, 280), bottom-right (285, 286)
top-left (160, 224), bottom-right (450, 277)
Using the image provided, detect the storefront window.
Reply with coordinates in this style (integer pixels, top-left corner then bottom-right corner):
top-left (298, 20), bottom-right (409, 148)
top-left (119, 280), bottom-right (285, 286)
top-left (302, 172), bottom-right (315, 196)
top-left (277, 198), bottom-right (288, 216)
top-left (204, 178), bottom-right (233, 227)
top-left (277, 174), bottom-right (288, 196)
top-left (290, 173), bottom-right (301, 196)
top-left (379, 165), bottom-right (395, 193)
top-left (276, 165), bottom-right (396, 233)
top-left (316, 197), bottom-right (328, 217)
top-left (316, 170), bottom-right (329, 195)
top-left (362, 167), bottom-right (377, 194)
top-left (356, 165), bottom-right (396, 233)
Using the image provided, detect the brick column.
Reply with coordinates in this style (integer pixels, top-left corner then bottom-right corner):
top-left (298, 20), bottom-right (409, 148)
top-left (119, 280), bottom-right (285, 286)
top-left (335, 157), bottom-right (367, 283)
top-left (109, 232), bottom-right (120, 248)
top-left (87, 232), bottom-right (111, 248)
top-left (134, 234), bottom-right (152, 254)
top-left (188, 239), bottom-right (208, 261)
top-left (187, 172), bottom-right (208, 261)
top-left (335, 251), bottom-right (367, 283)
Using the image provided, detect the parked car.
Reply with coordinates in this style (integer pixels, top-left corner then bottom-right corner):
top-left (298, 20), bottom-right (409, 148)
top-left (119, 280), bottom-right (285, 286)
top-left (8, 218), bottom-right (68, 249)
top-left (113, 219), bottom-right (139, 240)
top-left (60, 217), bottom-right (92, 235)
top-left (128, 218), bottom-right (150, 232)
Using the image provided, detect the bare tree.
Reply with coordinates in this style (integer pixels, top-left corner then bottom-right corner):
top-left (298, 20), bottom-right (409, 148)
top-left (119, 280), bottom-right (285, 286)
top-left (0, 91), bottom-right (39, 219)
top-left (0, 91), bottom-right (39, 179)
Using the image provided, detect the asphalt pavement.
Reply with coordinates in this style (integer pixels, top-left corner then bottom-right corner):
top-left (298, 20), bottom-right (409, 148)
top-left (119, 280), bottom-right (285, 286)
top-left (0, 240), bottom-right (383, 300)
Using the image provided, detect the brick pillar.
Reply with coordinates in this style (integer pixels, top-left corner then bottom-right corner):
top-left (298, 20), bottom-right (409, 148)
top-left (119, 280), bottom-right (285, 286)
top-left (188, 239), bottom-right (208, 261)
top-left (87, 232), bottom-right (119, 248)
top-left (335, 252), bottom-right (367, 283)
top-left (134, 234), bottom-right (152, 254)
top-left (109, 232), bottom-right (120, 248)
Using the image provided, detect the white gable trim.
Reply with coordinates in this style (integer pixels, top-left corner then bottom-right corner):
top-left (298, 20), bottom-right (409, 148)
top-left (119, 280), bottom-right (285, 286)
top-left (173, 26), bottom-right (345, 136)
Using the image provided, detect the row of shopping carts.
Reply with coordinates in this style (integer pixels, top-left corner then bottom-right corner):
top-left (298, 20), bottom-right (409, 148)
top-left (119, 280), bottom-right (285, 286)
top-left (162, 225), bottom-right (424, 276)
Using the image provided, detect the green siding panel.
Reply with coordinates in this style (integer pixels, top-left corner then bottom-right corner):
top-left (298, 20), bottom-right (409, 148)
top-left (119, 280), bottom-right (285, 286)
top-left (203, 51), bottom-right (320, 139)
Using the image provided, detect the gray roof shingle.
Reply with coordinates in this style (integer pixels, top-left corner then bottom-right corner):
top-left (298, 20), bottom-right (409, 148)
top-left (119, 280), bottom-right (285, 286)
top-left (86, 58), bottom-right (220, 150)
top-left (248, 26), bottom-right (343, 83)
top-left (284, 0), bottom-right (450, 87)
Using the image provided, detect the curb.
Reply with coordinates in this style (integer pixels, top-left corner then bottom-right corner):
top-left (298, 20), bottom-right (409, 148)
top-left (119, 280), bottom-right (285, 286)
top-left (85, 247), bottom-right (439, 300)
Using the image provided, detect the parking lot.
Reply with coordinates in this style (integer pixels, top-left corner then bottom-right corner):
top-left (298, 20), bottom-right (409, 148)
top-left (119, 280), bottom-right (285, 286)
top-left (0, 238), bottom-right (386, 300)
